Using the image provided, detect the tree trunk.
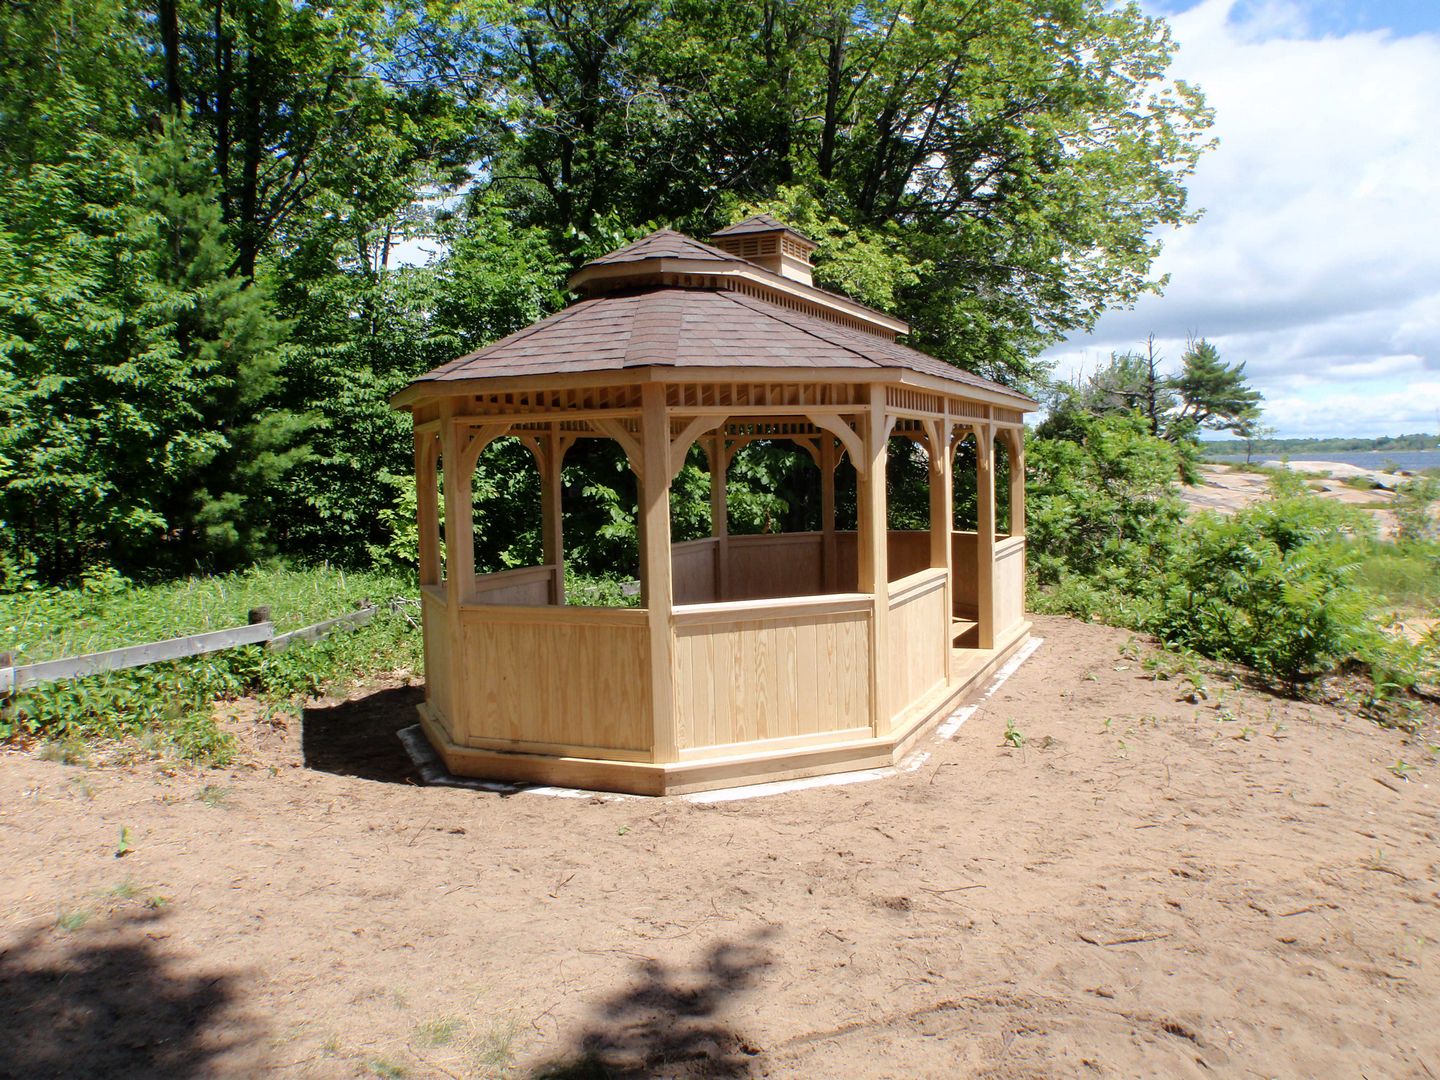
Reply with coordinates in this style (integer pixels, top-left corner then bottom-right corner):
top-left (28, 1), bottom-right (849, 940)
top-left (159, 0), bottom-right (183, 113)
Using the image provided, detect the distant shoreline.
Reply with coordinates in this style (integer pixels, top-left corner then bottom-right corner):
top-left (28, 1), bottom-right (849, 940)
top-left (1202, 448), bottom-right (1440, 473)
top-left (1200, 434), bottom-right (1438, 455)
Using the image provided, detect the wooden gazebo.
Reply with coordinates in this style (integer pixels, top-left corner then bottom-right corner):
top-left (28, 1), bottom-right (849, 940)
top-left (392, 216), bottom-right (1036, 795)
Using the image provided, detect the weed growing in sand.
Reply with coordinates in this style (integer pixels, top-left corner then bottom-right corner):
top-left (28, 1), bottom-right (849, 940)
top-left (1117, 739), bottom-right (1129, 758)
top-left (37, 736), bottom-right (89, 766)
top-left (414, 1017), bottom-right (463, 1048)
top-left (1389, 761), bottom-right (1417, 781)
top-left (115, 826), bottom-right (134, 858)
top-left (1003, 719), bottom-right (1026, 747)
top-left (367, 1059), bottom-right (406, 1078)
top-left (108, 878), bottom-right (138, 900)
top-left (469, 1018), bottom-right (519, 1078)
top-left (55, 907), bottom-right (90, 932)
top-left (197, 784), bottom-right (230, 808)
top-left (145, 895), bottom-right (170, 909)
top-left (321, 1035), bottom-right (341, 1056)
top-left (67, 776), bottom-right (94, 800)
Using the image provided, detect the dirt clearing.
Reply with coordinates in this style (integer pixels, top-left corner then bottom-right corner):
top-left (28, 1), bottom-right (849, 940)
top-left (3, 615), bottom-right (1438, 1078)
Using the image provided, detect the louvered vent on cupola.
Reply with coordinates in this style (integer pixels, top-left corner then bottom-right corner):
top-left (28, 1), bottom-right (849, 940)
top-left (709, 213), bottom-right (818, 286)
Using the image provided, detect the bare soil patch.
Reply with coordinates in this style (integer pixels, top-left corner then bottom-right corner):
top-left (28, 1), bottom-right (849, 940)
top-left (3, 615), bottom-right (1438, 1078)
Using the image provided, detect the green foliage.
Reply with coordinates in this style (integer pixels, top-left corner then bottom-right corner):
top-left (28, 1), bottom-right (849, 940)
top-left (0, 566), bottom-right (422, 758)
top-left (1026, 413), bottom-right (1186, 608)
top-left (0, 114), bottom-right (304, 580)
top-left (1151, 499), bottom-right (1371, 687)
top-left (1393, 476), bottom-right (1440, 543)
top-left (2, 0), bottom-right (1213, 588)
top-left (1042, 337), bottom-right (1260, 448)
top-left (1351, 540), bottom-right (1440, 615)
top-left (1026, 417), bottom-right (1440, 697)
top-left (461, 0), bottom-right (1212, 380)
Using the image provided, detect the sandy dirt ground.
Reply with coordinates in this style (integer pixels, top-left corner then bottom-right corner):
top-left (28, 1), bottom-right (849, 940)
top-left (3, 615), bottom-right (1439, 1079)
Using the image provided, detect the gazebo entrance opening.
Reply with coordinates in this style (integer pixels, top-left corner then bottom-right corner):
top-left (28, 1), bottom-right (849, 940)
top-left (397, 218), bottom-right (1036, 794)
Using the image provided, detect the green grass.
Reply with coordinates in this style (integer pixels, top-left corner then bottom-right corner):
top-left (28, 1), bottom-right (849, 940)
top-left (1, 565), bottom-right (423, 761)
top-left (0, 564), bottom-right (414, 663)
top-left (1351, 541), bottom-right (1440, 616)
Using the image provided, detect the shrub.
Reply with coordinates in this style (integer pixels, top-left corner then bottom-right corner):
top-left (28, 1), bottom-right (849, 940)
top-left (1150, 497), bottom-right (1372, 688)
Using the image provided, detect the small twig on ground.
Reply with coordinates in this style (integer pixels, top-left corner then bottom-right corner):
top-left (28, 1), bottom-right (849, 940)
top-left (548, 872), bottom-right (575, 899)
top-left (1078, 930), bottom-right (1172, 947)
top-left (1373, 776), bottom-right (1403, 794)
top-left (928, 762), bottom-right (960, 785)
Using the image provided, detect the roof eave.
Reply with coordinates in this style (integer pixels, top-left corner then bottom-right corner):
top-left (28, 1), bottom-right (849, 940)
top-left (391, 365), bottom-right (1036, 414)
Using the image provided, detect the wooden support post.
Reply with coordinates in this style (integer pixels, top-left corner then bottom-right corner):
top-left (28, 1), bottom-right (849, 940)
top-left (414, 431), bottom-right (441, 587)
top-left (926, 418), bottom-right (954, 679)
top-left (1008, 429), bottom-right (1026, 538)
top-left (858, 384), bottom-right (891, 732)
top-left (439, 404), bottom-right (475, 606)
top-left (976, 424), bottom-right (997, 650)
top-left (820, 436), bottom-right (837, 592)
top-left (639, 383), bottom-right (676, 763)
top-left (705, 434), bottom-right (730, 602)
top-left (540, 425), bottom-right (567, 605)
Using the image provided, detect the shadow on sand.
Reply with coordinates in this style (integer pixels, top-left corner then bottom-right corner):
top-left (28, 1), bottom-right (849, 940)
top-left (0, 910), bottom-right (248, 1079)
top-left (301, 683), bottom-right (424, 783)
top-left (534, 927), bottom-right (776, 1079)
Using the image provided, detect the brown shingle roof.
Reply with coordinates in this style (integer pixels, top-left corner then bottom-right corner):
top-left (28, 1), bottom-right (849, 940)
top-left (413, 287), bottom-right (1033, 404)
top-left (584, 229), bottom-right (741, 266)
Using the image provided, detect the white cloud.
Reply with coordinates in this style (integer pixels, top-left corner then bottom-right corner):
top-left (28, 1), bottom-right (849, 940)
top-left (1044, 0), bottom-right (1440, 437)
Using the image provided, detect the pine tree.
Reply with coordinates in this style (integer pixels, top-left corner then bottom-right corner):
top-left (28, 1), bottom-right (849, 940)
top-left (135, 121), bottom-right (309, 566)
top-left (1173, 339), bottom-right (1263, 437)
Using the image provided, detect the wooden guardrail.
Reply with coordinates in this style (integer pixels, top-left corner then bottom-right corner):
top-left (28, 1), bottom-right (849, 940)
top-left (0, 599), bottom-right (412, 694)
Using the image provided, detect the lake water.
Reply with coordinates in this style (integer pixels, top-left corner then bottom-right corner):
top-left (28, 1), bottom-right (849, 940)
top-left (1204, 449), bottom-right (1440, 473)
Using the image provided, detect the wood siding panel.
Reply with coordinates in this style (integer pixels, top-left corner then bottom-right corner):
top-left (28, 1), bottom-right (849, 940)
top-left (885, 571), bottom-right (949, 729)
top-left (886, 531), bottom-right (931, 582)
top-left (458, 609), bottom-right (651, 753)
top-left (421, 590), bottom-right (455, 739)
top-left (994, 537), bottom-right (1027, 635)
top-left (727, 533), bottom-right (824, 599)
top-left (472, 564), bottom-right (554, 606)
top-left (951, 531), bottom-right (980, 616)
top-left (672, 538), bottom-right (718, 604)
top-left (673, 605), bottom-right (871, 750)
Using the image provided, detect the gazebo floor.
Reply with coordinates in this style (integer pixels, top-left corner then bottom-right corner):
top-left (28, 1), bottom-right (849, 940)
top-left (416, 620), bottom-right (1033, 797)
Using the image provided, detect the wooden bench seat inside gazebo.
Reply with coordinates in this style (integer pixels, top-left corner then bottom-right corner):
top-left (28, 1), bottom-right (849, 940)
top-left (393, 215), bottom-right (1037, 795)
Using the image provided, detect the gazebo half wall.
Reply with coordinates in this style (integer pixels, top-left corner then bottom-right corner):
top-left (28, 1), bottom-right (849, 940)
top-left (404, 372), bottom-right (1032, 795)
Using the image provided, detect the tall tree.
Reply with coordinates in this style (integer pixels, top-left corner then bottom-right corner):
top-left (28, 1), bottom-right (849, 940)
top-left (1172, 338), bottom-right (1263, 437)
top-left (438, 0), bottom-right (1213, 383)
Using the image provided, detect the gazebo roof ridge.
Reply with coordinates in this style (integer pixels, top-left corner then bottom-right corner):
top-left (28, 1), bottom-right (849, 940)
top-left (579, 228), bottom-right (744, 270)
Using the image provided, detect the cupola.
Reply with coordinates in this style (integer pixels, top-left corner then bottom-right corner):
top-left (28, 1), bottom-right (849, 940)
top-left (709, 213), bottom-right (818, 286)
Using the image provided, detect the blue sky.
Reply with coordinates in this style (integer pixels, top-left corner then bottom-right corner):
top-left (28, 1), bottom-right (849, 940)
top-left (1043, 0), bottom-right (1440, 437)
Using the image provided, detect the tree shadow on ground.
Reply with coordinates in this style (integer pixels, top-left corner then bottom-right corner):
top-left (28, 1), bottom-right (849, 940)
top-left (0, 910), bottom-right (249, 1079)
top-left (533, 927), bottom-right (776, 1079)
top-left (302, 683), bottom-right (424, 783)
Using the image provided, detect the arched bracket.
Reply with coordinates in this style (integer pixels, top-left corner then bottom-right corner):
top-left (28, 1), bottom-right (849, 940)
top-left (516, 431), bottom-right (579, 474)
top-left (669, 413), bottom-right (728, 482)
top-left (805, 413), bottom-right (865, 475)
top-left (591, 418), bottom-right (644, 480)
top-left (459, 422), bottom-right (511, 476)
